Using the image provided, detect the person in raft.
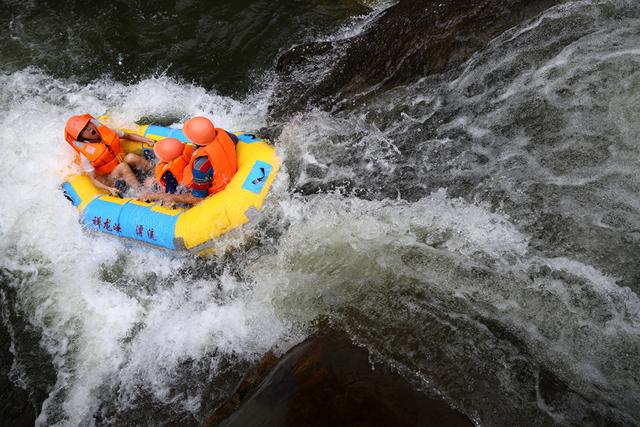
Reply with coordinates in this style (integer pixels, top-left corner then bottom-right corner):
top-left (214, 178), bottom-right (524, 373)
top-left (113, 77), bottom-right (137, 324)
top-left (64, 114), bottom-right (155, 195)
top-left (140, 116), bottom-right (238, 206)
top-left (151, 137), bottom-right (194, 194)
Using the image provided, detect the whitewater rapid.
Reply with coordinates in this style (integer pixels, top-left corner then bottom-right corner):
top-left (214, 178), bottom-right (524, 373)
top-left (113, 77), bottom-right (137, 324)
top-left (0, 73), bottom-right (293, 424)
top-left (1, 0), bottom-right (640, 426)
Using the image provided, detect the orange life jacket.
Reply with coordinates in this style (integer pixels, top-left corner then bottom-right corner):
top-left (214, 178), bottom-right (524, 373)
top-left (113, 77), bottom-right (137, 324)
top-left (66, 119), bottom-right (124, 176)
top-left (183, 129), bottom-right (237, 195)
top-left (154, 144), bottom-right (195, 188)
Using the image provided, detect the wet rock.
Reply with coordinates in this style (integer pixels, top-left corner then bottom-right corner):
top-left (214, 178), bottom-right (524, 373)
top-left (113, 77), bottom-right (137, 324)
top-left (205, 352), bottom-right (280, 425)
top-left (270, 0), bottom-right (560, 119)
top-left (206, 329), bottom-right (473, 427)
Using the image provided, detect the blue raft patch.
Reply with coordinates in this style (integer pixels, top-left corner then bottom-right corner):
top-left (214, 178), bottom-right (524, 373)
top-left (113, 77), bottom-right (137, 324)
top-left (144, 125), bottom-right (190, 143)
top-left (237, 133), bottom-right (260, 144)
top-left (81, 198), bottom-right (180, 250)
top-left (242, 160), bottom-right (272, 195)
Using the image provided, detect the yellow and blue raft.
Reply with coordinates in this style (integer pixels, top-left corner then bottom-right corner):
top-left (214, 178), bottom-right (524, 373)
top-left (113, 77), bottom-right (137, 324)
top-left (62, 124), bottom-right (280, 253)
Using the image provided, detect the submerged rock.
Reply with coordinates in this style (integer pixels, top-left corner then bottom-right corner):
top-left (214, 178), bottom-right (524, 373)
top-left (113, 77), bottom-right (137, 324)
top-left (206, 329), bottom-right (472, 426)
top-left (270, 0), bottom-right (560, 119)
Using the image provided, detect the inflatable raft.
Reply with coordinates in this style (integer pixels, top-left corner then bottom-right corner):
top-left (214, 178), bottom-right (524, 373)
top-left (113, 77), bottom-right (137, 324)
top-left (62, 123), bottom-right (280, 254)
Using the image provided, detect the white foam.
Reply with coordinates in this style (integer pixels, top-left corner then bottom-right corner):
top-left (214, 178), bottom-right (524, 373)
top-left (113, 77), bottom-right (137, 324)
top-left (4, 0), bottom-right (640, 423)
top-left (0, 69), bottom-right (288, 424)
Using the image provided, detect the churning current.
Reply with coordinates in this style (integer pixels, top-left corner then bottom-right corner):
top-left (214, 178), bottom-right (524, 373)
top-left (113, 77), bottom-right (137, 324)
top-left (1, 0), bottom-right (639, 426)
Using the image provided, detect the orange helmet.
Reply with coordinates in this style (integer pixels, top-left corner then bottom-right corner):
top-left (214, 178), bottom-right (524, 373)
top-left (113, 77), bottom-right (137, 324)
top-left (153, 137), bottom-right (185, 162)
top-left (64, 114), bottom-right (94, 144)
top-left (183, 116), bottom-right (217, 146)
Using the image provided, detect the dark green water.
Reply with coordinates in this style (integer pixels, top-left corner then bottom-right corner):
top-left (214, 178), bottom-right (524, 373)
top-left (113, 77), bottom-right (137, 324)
top-left (0, 0), bottom-right (368, 95)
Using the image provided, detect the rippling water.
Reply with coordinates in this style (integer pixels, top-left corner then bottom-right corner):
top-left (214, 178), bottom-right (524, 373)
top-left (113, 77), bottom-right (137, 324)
top-left (0, 0), bottom-right (369, 94)
top-left (1, 0), bottom-right (639, 426)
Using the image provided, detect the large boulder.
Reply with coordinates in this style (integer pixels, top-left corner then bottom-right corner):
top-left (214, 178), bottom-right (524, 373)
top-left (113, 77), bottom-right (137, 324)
top-left (206, 329), bottom-right (472, 426)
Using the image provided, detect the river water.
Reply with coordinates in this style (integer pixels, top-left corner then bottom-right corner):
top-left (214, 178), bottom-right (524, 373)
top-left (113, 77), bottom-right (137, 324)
top-left (1, 0), bottom-right (639, 426)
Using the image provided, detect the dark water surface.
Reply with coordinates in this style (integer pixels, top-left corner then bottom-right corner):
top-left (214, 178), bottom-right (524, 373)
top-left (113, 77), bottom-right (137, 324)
top-left (1, 0), bottom-right (639, 426)
top-left (0, 0), bottom-right (368, 95)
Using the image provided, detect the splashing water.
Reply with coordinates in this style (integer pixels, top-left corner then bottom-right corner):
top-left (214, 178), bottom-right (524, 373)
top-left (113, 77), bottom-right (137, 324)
top-left (0, 71), bottom-right (294, 424)
top-left (1, 0), bottom-right (640, 426)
